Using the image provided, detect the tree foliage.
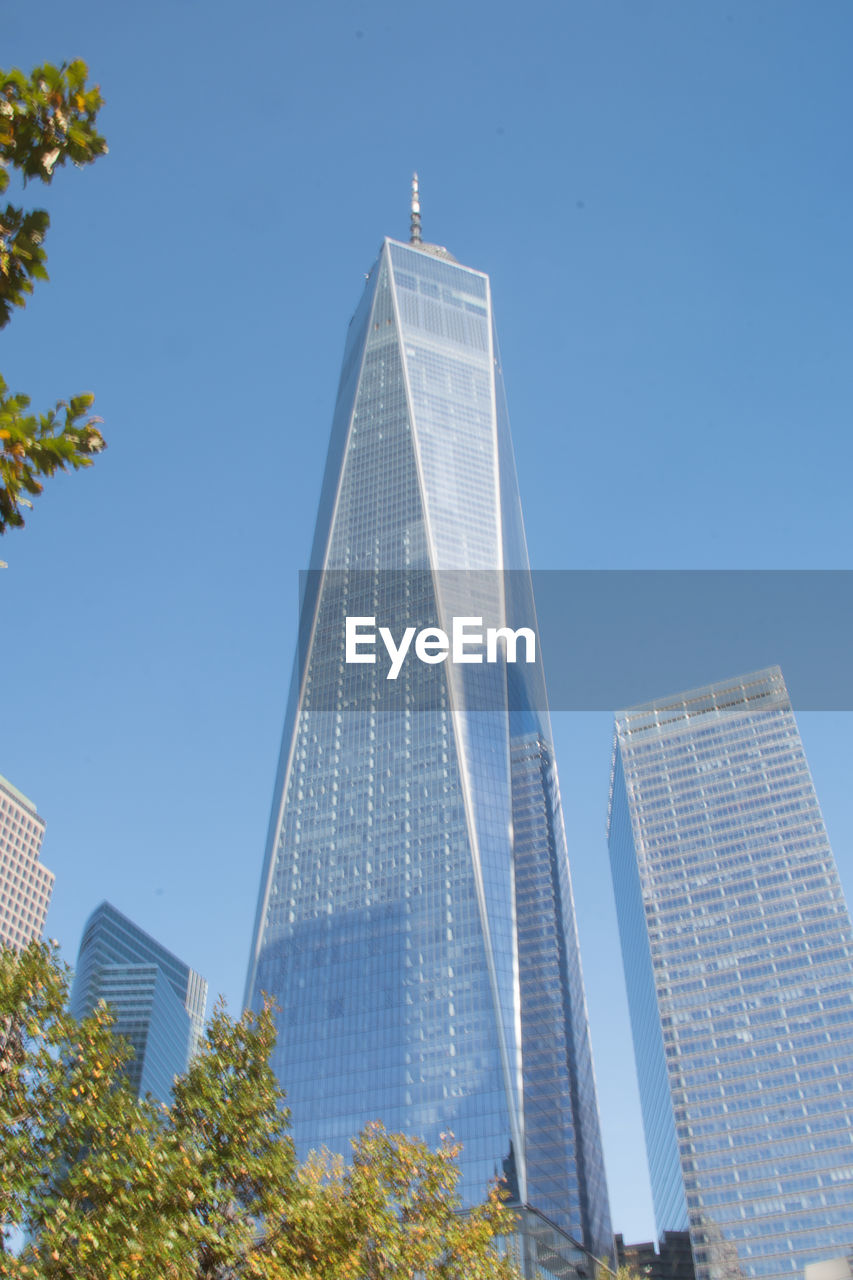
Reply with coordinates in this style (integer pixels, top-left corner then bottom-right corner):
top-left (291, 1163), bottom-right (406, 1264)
top-left (279, 1126), bottom-right (519, 1280)
top-left (0, 942), bottom-right (521, 1280)
top-left (0, 61), bottom-right (107, 536)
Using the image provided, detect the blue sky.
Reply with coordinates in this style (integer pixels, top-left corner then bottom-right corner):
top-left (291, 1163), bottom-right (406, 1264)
top-left (4, 0), bottom-right (853, 1244)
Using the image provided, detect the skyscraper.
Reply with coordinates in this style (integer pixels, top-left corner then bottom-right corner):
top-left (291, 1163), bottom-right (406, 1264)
top-left (71, 901), bottom-right (207, 1104)
top-left (245, 197), bottom-right (613, 1266)
top-left (608, 667), bottom-right (853, 1280)
top-left (0, 772), bottom-right (53, 951)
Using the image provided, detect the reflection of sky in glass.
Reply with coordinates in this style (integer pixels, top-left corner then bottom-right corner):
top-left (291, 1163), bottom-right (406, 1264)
top-left (609, 668), bottom-right (853, 1279)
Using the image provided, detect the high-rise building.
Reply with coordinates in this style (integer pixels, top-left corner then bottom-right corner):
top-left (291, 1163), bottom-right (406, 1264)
top-left (615, 1230), bottom-right (695, 1280)
top-left (0, 773), bottom-right (53, 950)
top-left (608, 667), bottom-right (853, 1280)
top-left (245, 198), bottom-right (613, 1268)
top-left (71, 901), bottom-right (207, 1104)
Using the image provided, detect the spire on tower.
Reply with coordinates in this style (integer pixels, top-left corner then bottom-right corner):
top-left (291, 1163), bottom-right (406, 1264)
top-left (410, 172), bottom-right (422, 245)
top-left (404, 173), bottom-right (456, 261)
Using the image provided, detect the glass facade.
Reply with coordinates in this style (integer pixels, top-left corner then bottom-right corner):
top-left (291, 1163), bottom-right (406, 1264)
top-left (71, 901), bottom-right (207, 1103)
top-left (245, 236), bottom-right (612, 1262)
top-left (608, 667), bottom-right (853, 1280)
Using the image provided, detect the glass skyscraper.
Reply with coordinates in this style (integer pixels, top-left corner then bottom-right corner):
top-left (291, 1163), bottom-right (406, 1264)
top-left (71, 901), bottom-right (207, 1104)
top-left (608, 667), bottom-right (853, 1280)
top-left (245, 217), bottom-right (613, 1266)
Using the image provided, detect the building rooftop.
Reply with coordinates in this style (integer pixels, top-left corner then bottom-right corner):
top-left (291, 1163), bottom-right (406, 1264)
top-left (0, 773), bottom-right (40, 818)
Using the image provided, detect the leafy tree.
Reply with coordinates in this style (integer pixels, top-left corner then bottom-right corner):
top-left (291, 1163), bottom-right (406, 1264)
top-left (279, 1125), bottom-right (519, 1279)
top-left (0, 61), bottom-right (108, 537)
top-left (0, 941), bottom-right (521, 1279)
top-left (0, 940), bottom-right (158, 1275)
top-left (614, 1266), bottom-right (649, 1280)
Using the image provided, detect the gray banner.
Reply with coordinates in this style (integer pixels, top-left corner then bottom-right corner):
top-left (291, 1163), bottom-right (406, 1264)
top-left (296, 570), bottom-right (853, 711)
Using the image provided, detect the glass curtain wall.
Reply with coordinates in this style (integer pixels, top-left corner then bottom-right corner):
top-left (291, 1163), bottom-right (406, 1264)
top-left (246, 238), bottom-right (612, 1260)
top-left (608, 667), bottom-right (853, 1279)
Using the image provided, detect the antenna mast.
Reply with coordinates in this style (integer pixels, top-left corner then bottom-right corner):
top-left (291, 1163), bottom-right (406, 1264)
top-left (410, 172), bottom-right (422, 245)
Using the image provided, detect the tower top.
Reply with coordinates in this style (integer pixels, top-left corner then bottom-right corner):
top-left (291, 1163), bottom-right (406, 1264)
top-left (403, 172), bottom-right (457, 262)
top-left (410, 172), bottom-right (422, 244)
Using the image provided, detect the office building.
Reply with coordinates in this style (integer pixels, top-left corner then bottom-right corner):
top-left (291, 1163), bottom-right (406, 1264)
top-left (0, 772), bottom-right (53, 950)
top-left (616, 1230), bottom-right (695, 1280)
top-left (245, 191), bottom-right (613, 1268)
top-left (71, 901), bottom-right (207, 1104)
top-left (608, 667), bottom-right (853, 1279)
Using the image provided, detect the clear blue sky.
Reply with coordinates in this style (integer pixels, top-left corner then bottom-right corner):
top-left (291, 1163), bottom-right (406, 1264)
top-left (4, 0), bottom-right (853, 1244)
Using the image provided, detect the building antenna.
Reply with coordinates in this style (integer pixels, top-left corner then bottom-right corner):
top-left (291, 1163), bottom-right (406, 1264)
top-left (410, 172), bottom-right (422, 245)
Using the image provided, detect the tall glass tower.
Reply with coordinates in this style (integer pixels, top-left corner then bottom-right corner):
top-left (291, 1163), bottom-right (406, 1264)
top-left (608, 667), bottom-right (853, 1280)
top-left (245, 206), bottom-right (612, 1265)
top-left (71, 901), bottom-right (207, 1104)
